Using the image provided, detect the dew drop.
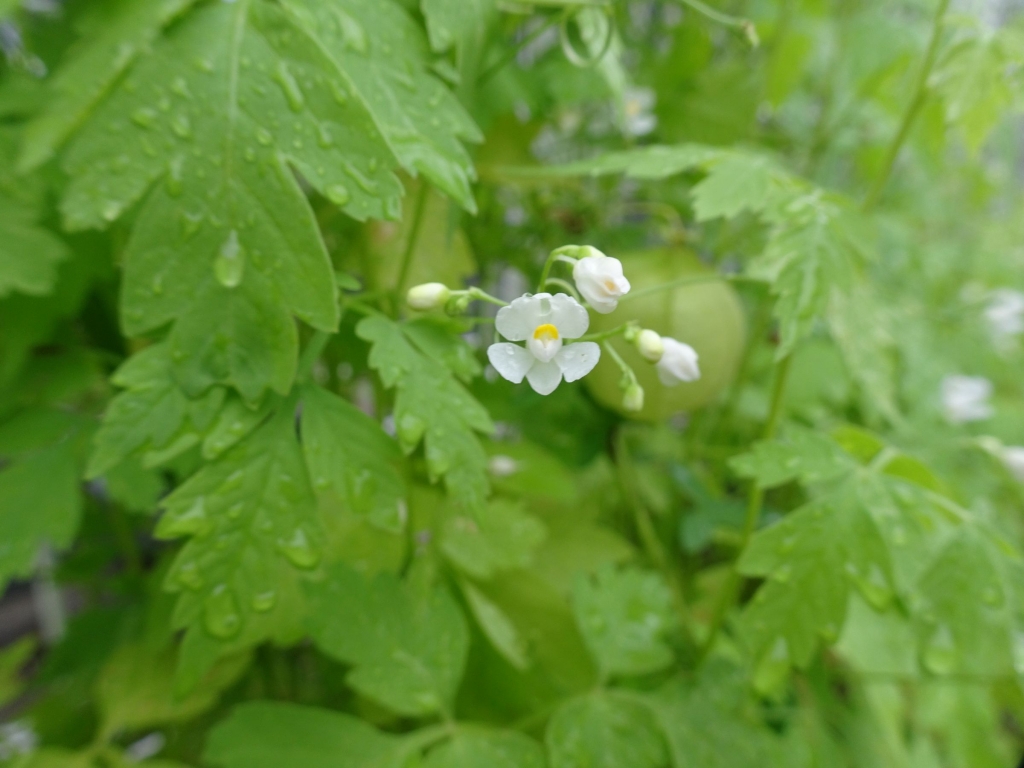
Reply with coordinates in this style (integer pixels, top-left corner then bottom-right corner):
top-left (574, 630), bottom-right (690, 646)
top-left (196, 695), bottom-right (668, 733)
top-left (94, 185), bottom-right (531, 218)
top-left (922, 624), bottom-right (957, 675)
top-left (397, 413), bottom-right (425, 447)
top-left (255, 127), bottom-right (273, 146)
top-left (317, 124), bottom-right (334, 149)
top-left (335, 8), bottom-right (368, 53)
top-left (214, 230), bottom-right (245, 288)
top-left (171, 76), bottom-right (192, 99)
top-left (273, 61), bottom-right (305, 112)
top-left (326, 184), bottom-right (350, 206)
top-left (175, 561), bottom-right (204, 591)
top-left (277, 528), bottom-right (320, 569)
top-left (204, 584), bottom-right (242, 639)
top-left (171, 114), bottom-right (193, 139)
top-left (166, 156), bottom-right (185, 197)
top-left (131, 107), bottom-right (157, 128)
top-left (344, 163), bottom-right (378, 194)
top-left (251, 590), bottom-right (277, 613)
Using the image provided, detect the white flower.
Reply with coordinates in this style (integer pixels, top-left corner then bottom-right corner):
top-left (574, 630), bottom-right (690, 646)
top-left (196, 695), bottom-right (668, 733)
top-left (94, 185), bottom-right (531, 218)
top-left (656, 338), bottom-right (700, 386)
top-left (636, 329), bottom-right (664, 362)
top-left (622, 86), bottom-right (657, 137)
top-left (985, 289), bottom-right (1024, 342)
top-left (941, 375), bottom-right (993, 423)
top-left (1002, 446), bottom-right (1024, 482)
top-left (406, 282), bottom-right (450, 311)
top-left (487, 293), bottom-right (601, 395)
top-left (572, 248), bottom-right (630, 314)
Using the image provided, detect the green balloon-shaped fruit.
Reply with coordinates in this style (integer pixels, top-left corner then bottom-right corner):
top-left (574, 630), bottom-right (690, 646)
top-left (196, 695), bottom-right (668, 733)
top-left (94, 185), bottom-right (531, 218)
top-left (584, 248), bottom-right (747, 421)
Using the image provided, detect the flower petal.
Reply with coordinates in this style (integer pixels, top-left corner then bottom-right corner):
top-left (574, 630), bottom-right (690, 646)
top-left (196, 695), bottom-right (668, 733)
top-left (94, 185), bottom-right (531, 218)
top-left (487, 343), bottom-right (534, 383)
top-left (548, 293), bottom-right (590, 338)
top-left (556, 342), bottom-right (601, 382)
top-left (495, 294), bottom-right (542, 341)
top-left (526, 359), bottom-right (563, 395)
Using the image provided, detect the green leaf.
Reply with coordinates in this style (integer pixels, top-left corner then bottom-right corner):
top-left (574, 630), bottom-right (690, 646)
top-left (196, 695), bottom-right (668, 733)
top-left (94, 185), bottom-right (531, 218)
top-left (913, 527), bottom-right (1021, 677)
top-left (205, 701), bottom-right (421, 768)
top-left (690, 152), bottom-right (781, 222)
top-left (0, 205), bottom-right (69, 298)
top-left (281, 0), bottom-right (481, 210)
top-left (441, 499), bottom-right (546, 579)
top-left (737, 475), bottom-right (894, 666)
top-left (0, 637), bottom-right (34, 707)
top-left (61, 0), bottom-right (405, 400)
top-left (357, 314), bottom-right (493, 512)
top-left (156, 401), bottom-right (319, 683)
top-left (96, 643), bottom-right (248, 740)
top-left (19, 0), bottom-right (201, 171)
top-left (305, 562), bottom-right (469, 717)
top-left (571, 566), bottom-right (675, 679)
top-left (543, 144), bottom-right (716, 181)
top-left (87, 343), bottom-right (227, 478)
top-left (459, 579), bottom-right (530, 669)
top-left (300, 383), bottom-right (406, 532)
top-left (546, 692), bottom-right (669, 768)
top-left (648, 662), bottom-right (786, 768)
top-left (0, 437), bottom-right (83, 591)
top-left (750, 190), bottom-right (863, 359)
top-left (933, 30), bottom-right (1016, 152)
top-left (421, 0), bottom-right (496, 70)
top-left (729, 426), bottom-right (855, 490)
top-left (423, 731), bottom-right (545, 768)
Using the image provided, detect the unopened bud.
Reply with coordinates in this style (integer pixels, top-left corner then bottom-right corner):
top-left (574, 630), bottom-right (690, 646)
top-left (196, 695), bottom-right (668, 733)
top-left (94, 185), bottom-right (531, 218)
top-left (623, 383), bottom-right (645, 412)
top-left (406, 282), bottom-right (450, 311)
top-left (635, 329), bottom-right (664, 362)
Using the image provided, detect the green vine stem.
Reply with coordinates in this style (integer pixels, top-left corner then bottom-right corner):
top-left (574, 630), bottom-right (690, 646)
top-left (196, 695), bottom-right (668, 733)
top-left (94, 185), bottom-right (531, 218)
top-left (698, 352), bottom-right (794, 661)
top-left (394, 182), bottom-right (431, 310)
top-left (862, 0), bottom-right (950, 211)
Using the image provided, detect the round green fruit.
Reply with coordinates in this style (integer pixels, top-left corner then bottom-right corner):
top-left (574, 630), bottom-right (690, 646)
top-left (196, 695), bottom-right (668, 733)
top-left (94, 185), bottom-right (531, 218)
top-left (583, 248), bottom-right (747, 421)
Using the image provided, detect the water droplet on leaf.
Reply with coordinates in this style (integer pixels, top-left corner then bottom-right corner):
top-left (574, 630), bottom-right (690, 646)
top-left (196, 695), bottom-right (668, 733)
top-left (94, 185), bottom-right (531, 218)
top-left (204, 585), bottom-right (242, 639)
top-left (214, 230), bottom-right (245, 288)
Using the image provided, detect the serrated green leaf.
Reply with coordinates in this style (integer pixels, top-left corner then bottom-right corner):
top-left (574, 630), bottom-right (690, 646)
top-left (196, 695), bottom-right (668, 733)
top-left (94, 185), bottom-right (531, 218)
top-left (546, 692), bottom-right (669, 768)
top-left (281, 0), bottom-right (481, 210)
top-left (357, 314), bottom-right (492, 512)
top-left (305, 562), bottom-right (468, 717)
top-left (648, 662), bottom-right (786, 768)
top-left (300, 384), bottom-right (406, 531)
top-left (441, 499), bottom-right (546, 579)
top-left (737, 476), bottom-right (894, 666)
top-left (87, 343), bottom-right (226, 478)
top-left (205, 701), bottom-right (424, 768)
top-left (0, 439), bottom-right (82, 591)
top-left (0, 637), bottom-right (34, 707)
top-left (423, 730), bottom-right (545, 768)
top-left (751, 190), bottom-right (863, 359)
top-left (421, 0), bottom-right (496, 71)
top-left (96, 643), bottom-right (248, 740)
top-left (156, 401), bottom-right (319, 682)
top-left (690, 152), bottom-right (780, 222)
top-left (913, 527), bottom-right (1021, 677)
top-left (19, 0), bottom-right (201, 171)
top-left (570, 566), bottom-right (675, 679)
top-left (61, 0), bottom-right (405, 400)
top-left (729, 426), bottom-right (855, 489)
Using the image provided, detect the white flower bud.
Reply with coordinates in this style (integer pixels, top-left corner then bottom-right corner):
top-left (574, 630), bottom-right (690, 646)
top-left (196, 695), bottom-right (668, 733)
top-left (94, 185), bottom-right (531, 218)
top-left (1002, 446), bottom-right (1024, 482)
top-left (406, 282), bottom-right (450, 311)
top-left (656, 338), bottom-right (700, 386)
top-left (572, 249), bottom-right (630, 314)
top-left (623, 383), bottom-right (645, 412)
top-left (636, 329), bottom-right (664, 362)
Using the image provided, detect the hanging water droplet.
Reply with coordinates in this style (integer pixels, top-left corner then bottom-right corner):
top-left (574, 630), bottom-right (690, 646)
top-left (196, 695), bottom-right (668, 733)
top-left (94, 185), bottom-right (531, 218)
top-left (335, 7), bottom-right (368, 53)
top-left (180, 210), bottom-right (204, 238)
top-left (329, 81), bottom-right (348, 105)
top-left (277, 528), bottom-right (320, 569)
top-left (172, 113), bottom-right (193, 139)
top-left (204, 584), bottom-right (242, 639)
top-left (317, 124), bottom-right (334, 149)
top-left (166, 156), bottom-right (185, 197)
top-left (850, 562), bottom-right (893, 610)
top-left (131, 107), bottom-right (157, 128)
top-left (326, 184), bottom-right (350, 206)
top-left (251, 590), bottom-right (277, 613)
top-left (425, 442), bottom-right (450, 477)
top-left (214, 230), bottom-right (245, 288)
top-left (102, 201), bottom-right (120, 222)
top-left (255, 127), bottom-right (273, 146)
top-left (175, 560), bottom-right (204, 591)
top-left (397, 413), bottom-right (425, 447)
top-left (273, 61), bottom-right (305, 112)
top-left (923, 624), bottom-right (957, 675)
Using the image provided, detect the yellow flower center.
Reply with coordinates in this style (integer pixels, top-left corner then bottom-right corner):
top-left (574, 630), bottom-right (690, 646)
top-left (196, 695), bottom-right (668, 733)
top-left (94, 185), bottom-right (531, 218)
top-left (533, 323), bottom-right (559, 341)
top-left (604, 278), bottom-right (619, 291)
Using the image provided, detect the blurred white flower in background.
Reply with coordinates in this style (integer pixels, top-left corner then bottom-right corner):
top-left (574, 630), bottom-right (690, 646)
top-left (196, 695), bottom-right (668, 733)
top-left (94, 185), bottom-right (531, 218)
top-left (941, 375), bottom-right (994, 423)
top-left (0, 721), bottom-right (38, 761)
top-left (622, 86), bottom-right (657, 137)
top-left (985, 288), bottom-right (1024, 346)
top-left (1001, 445), bottom-right (1024, 482)
top-left (656, 338), bottom-right (701, 385)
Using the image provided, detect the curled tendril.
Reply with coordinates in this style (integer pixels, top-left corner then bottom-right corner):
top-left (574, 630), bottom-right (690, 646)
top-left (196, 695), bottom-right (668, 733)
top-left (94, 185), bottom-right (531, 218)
top-left (558, 6), bottom-right (614, 68)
